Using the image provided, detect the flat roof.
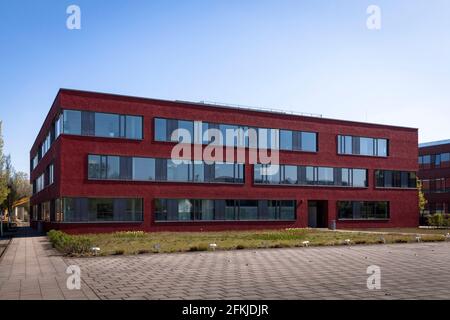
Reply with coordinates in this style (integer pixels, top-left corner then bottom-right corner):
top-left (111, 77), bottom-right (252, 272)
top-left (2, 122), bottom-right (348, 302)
top-left (419, 139), bottom-right (450, 148)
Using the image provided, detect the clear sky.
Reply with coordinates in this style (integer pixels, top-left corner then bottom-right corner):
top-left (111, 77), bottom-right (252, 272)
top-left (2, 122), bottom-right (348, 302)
top-left (1, 0), bottom-right (450, 173)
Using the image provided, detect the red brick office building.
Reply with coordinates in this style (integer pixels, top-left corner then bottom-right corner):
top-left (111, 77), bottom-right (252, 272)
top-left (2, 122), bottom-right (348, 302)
top-left (30, 89), bottom-right (419, 234)
top-left (418, 140), bottom-right (450, 216)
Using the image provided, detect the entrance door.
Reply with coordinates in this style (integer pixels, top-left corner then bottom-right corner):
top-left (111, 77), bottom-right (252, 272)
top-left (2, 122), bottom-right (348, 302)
top-left (308, 200), bottom-right (328, 228)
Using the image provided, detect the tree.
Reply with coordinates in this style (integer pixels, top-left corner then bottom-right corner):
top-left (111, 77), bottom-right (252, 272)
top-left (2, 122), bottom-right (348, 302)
top-left (0, 121), bottom-right (9, 208)
top-left (0, 121), bottom-right (32, 225)
top-left (417, 179), bottom-right (427, 213)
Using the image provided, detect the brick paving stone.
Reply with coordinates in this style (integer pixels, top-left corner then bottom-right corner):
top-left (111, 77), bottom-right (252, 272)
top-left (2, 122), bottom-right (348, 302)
top-left (2, 229), bottom-right (450, 300)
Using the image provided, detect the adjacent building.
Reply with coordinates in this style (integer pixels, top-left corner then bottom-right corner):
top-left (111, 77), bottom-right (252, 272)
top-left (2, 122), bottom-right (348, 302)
top-left (30, 89), bottom-right (419, 233)
top-left (418, 140), bottom-right (450, 216)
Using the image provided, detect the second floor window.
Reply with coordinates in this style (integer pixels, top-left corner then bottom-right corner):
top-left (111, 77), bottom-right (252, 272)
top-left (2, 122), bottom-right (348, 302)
top-left (62, 109), bottom-right (143, 139)
top-left (338, 135), bottom-right (388, 157)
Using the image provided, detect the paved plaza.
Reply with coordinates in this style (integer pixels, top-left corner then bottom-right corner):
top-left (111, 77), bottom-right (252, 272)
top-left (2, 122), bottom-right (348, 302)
top-left (0, 231), bottom-right (449, 300)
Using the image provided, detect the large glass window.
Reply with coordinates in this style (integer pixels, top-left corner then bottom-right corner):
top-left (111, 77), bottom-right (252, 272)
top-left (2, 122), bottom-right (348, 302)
top-left (301, 132), bottom-right (317, 152)
top-left (352, 169), bottom-right (367, 187)
top-left (255, 164), bottom-right (367, 188)
top-left (126, 116), bottom-right (143, 139)
top-left (338, 135), bottom-right (388, 157)
top-left (61, 109), bottom-right (142, 139)
top-left (375, 170), bottom-right (417, 189)
top-left (88, 154), bottom-right (244, 184)
top-left (132, 157), bottom-right (155, 181)
top-left (359, 137), bottom-right (374, 156)
top-left (317, 167), bottom-right (334, 185)
top-left (177, 199), bottom-right (193, 220)
top-left (167, 160), bottom-right (190, 182)
top-left (280, 130), bottom-right (292, 150)
top-left (154, 198), bottom-right (296, 221)
top-left (283, 165), bottom-right (297, 184)
top-left (154, 118), bottom-right (167, 141)
top-left (60, 198), bottom-right (143, 222)
top-left (238, 200), bottom-right (258, 220)
top-left (106, 156), bottom-right (120, 179)
top-left (338, 201), bottom-right (389, 220)
top-left (95, 113), bottom-right (120, 138)
top-left (153, 117), bottom-right (317, 152)
top-left (63, 110), bottom-right (81, 135)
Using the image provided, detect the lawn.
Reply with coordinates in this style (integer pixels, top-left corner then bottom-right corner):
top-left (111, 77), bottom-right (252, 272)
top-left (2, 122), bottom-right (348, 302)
top-left (47, 228), bottom-right (449, 257)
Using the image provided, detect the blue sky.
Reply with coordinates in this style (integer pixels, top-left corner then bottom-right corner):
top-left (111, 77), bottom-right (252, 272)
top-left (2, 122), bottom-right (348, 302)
top-left (1, 0), bottom-right (450, 173)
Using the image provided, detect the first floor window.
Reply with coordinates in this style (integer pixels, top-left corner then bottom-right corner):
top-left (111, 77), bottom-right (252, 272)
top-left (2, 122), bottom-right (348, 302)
top-left (337, 201), bottom-right (390, 220)
top-left (154, 198), bottom-right (296, 222)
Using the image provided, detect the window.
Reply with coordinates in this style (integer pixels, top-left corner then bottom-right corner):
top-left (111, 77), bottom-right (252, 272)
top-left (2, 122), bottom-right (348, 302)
top-left (42, 202), bottom-right (50, 222)
top-left (153, 117), bottom-right (317, 152)
top-left (35, 173), bottom-right (45, 193)
top-left (359, 137), bottom-right (374, 156)
top-left (375, 170), bottom-right (417, 189)
top-left (55, 114), bottom-right (62, 139)
top-left (283, 165), bottom-right (297, 184)
top-left (214, 162), bottom-right (242, 183)
top-left (178, 120), bottom-right (194, 143)
top-left (63, 110), bottom-right (81, 135)
top-left (195, 200), bottom-right (215, 220)
top-left (49, 164), bottom-right (54, 185)
top-left (126, 116), bottom-right (143, 139)
top-left (154, 198), bottom-right (296, 221)
top-left (104, 156), bottom-right (119, 179)
top-left (95, 113), bottom-right (120, 138)
top-left (352, 169), bottom-right (367, 187)
top-left (280, 130), bottom-right (292, 150)
top-left (88, 155), bottom-right (244, 184)
top-left (337, 135), bottom-right (388, 157)
top-left (59, 198), bottom-right (143, 222)
top-left (154, 118), bottom-right (167, 141)
top-left (280, 200), bottom-right (296, 220)
top-left (377, 139), bottom-right (388, 157)
top-left (338, 201), bottom-right (389, 220)
top-left (32, 155), bottom-right (38, 170)
top-left (317, 167), bottom-right (334, 185)
top-left (255, 165), bottom-right (367, 188)
top-left (192, 161), bottom-right (204, 182)
top-left (167, 160), bottom-right (190, 182)
top-left (238, 200), bottom-right (258, 220)
top-left (301, 132), bottom-right (317, 152)
top-left (177, 199), bottom-right (193, 220)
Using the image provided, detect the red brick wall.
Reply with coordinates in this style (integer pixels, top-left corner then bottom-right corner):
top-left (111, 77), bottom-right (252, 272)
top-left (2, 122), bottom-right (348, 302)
top-left (30, 89), bottom-right (419, 233)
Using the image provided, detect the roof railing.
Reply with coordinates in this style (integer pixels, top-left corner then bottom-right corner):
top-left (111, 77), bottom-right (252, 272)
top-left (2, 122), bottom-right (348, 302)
top-left (195, 100), bottom-right (323, 118)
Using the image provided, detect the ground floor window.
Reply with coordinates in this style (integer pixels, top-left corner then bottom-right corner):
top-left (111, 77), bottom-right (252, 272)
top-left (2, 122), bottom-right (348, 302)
top-left (41, 202), bottom-right (50, 222)
top-left (154, 199), bottom-right (296, 222)
top-left (57, 197), bottom-right (143, 222)
top-left (337, 201), bottom-right (390, 220)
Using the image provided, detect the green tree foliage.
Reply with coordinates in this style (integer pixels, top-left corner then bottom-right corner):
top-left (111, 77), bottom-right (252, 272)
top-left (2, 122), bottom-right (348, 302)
top-left (0, 121), bottom-right (9, 207)
top-left (417, 179), bottom-right (427, 212)
top-left (0, 121), bottom-right (32, 219)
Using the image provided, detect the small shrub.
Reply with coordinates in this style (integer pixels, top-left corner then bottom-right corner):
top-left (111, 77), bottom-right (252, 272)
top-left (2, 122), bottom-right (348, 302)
top-left (113, 249), bottom-right (125, 255)
top-left (395, 239), bottom-right (408, 243)
top-left (47, 230), bottom-right (93, 256)
top-left (236, 244), bottom-right (245, 250)
top-left (355, 240), bottom-right (367, 245)
top-left (137, 249), bottom-right (150, 254)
